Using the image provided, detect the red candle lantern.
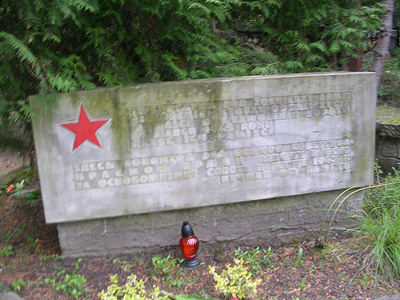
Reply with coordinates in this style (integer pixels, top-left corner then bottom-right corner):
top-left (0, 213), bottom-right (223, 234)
top-left (179, 221), bottom-right (200, 267)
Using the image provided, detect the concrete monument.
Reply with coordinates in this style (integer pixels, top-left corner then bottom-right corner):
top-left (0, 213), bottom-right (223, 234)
top-left (31, 72), bottom-right (376, 256)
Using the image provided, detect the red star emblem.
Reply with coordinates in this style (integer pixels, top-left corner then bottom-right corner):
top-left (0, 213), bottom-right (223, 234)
top-left (62, 105), bottom-right (108, 151)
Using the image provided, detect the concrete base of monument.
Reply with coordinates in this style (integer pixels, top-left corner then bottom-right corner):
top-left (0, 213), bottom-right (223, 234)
top-left (57, 189), bottom-right (363, 257)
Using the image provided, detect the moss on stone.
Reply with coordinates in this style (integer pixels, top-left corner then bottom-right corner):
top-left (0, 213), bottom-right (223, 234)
top-left (376, 106), bottom-right (400, 124)
top-left (70, 88), bottom-right (130, 160)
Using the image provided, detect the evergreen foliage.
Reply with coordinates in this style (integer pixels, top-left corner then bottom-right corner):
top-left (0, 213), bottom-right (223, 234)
top-left (379, 48), bottom-right (400, 105)
top-left (0, 0), bottom-right (386, 137)
top-left (232, 0), bottom-right (384, 72)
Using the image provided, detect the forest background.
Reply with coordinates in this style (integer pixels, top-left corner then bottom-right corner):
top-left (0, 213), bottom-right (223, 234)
top-left (1, 2), bottom-right (400, 298)
top-left (0, 0), bottom-right (399, 149)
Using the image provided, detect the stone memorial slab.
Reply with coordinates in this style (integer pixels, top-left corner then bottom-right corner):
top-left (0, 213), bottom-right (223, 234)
top-left (31, 72), bottom-right (376, 224)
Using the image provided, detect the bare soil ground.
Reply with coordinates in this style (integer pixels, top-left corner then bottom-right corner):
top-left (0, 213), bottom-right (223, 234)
top-left (0, 156), bottom-right (399, 299)
top-left (0, 150), bottom-right (30, 177)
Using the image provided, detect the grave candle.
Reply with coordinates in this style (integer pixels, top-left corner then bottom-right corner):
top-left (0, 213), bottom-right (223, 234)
top-left (179, 221), bottom-right (200, 267)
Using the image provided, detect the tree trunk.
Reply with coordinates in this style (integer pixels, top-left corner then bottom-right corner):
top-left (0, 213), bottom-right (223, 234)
top-left (372, 0), bottom-right (394, 90)
top-left (348, 0), bottom-right (362, 72)
top-left (348, 48), bottom-right (362, 72)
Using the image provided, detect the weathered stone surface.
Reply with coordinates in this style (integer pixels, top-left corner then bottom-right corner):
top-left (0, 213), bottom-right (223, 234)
top-left (381, 141), bottom-right (398, 157)
top-left (0, 292), bottom-right (25, 300)
top-left (376, 122), bottom-right (400, 138)
top-left (31, 72), bottom-right (376, 224)
top-left (375, 127), bottom-right (400, 175)
top-left (58, 189), bottom-right (364, 257)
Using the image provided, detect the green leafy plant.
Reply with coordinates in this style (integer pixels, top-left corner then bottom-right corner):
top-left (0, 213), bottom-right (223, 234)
top-left (209, 258), bottom-right (261, 299)
top-left (163, 293), bottom-right (218, 300)
top-left (294, 248), bottom-right (303, 267)
top-left (320, 164), bottom-right (400, 282)
top-left (27, 236), bottom-right (39, 253)
top-left (38, 253), bottom-right (63, 262)
top-left (5, 222), bottom-right (26, 244)
top-left (233, 246), bottom-right (272, 274)
top-left (98, 273), bottom-right (168, 300)
top-left (149, 254), bottom-right (183, 284)
top-left (11, 278), bottom-right (25, 292)
top-left (0, 167), bottom-right (37, 193)
top-left (112, 258), bottom-right (139, 272)
top-left (43, 258), bottom-right (88, 299)
top-left (9, 179), bottom-right (41, 205)
top-left (353, 169), bottom-right (400, 282)
top-left (0, 245), bottom-right (15, 257)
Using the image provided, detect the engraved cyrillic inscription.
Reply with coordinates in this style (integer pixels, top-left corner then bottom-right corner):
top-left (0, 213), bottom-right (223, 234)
top-left (253, 92), bottom-right (351, 120)
top-left (128, 92), bottom-right (351, 148)
top-left (73, 138), bottom-right (352, 190)
top-left (129, 103), bottom-right (275, 148)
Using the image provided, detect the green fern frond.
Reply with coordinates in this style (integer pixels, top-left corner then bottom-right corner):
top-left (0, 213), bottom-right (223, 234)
top-left (0, 32), bottom-right (38, 66)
